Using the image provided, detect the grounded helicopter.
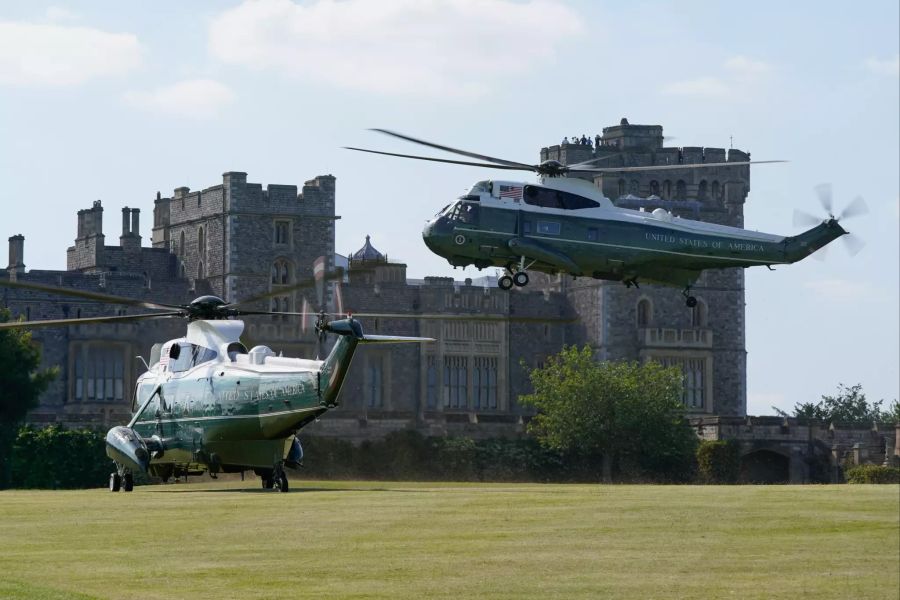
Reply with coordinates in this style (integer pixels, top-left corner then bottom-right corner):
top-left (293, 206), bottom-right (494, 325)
top-left (347, 130), bottom-right (867, 306)
top-left (0, 268), bottom-right (432, 492)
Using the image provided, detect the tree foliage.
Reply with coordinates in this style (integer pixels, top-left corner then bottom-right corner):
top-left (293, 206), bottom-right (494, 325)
top-left (518, 346), bottom-right (697, 481)
top-left (0, 308), bottom-right (58, 488)
top-left (774, 383), bottom-right (894, 425)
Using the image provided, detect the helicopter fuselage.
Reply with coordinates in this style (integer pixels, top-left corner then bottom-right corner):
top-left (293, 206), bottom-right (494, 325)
top-left (422, 176), bottom-right (846, 289)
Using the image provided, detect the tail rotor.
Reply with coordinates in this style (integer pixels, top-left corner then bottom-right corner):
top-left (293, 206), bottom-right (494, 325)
top-left (793, 184), bottom-right (868, 258)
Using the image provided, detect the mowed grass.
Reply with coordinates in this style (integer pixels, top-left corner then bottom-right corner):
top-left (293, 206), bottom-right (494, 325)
top-left (0, 481), bottom-right (897, 600)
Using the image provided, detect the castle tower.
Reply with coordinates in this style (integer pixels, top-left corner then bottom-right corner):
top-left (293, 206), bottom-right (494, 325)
top-left (541, 119), bottom-right (749, 416)
top-left (66, 200), bottom-right (106, 272)
top-left (7, 234), bottom-right (25, 281)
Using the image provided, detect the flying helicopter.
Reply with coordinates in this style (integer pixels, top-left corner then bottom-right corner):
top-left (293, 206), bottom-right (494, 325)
top-left (347, 130), bottom-right (867, 306)
top-left (0, 268), bottom-right (432, 493)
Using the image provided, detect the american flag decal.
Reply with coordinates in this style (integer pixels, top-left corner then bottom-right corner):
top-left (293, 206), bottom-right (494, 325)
top-left (499, 185), bottom-right (523, 200)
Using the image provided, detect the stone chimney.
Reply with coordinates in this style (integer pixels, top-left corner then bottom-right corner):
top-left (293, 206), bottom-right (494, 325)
top-left (119, 207), bottom-right (142, 251)
top-left (7, 234), bottom-right (24, 281)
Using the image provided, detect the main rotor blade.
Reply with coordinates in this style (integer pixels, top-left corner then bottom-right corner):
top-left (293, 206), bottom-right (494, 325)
top-left (0, 279), bottom-right (184, 311)
top-left (566, 160), bottom-right (787, 174)
top-left (815, 183), bottom-right (833, 215)
top-left (344, 147), bottom-right (528, 171)
top-left (0, 311), bottom-right (184, 330)
top-left (224, 266), bottom-right (380, 309)
top-left (840, 195), bottom-right (868, 220)
top-left (842, 233), bottom-right (866, 256)
top-left (350, 312), bottom-right (577, 324)
top-left (793, 209), bottom-right (822, 228)
top-left (566, 154), bottom-right (621, 168)
top-left (369, 129), bottom-right (537, 170)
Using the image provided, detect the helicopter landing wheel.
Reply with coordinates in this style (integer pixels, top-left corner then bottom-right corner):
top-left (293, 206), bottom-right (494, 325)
top-left (498, 275), bottom-right (514, 291)
top-left (109, 472), bottom-right (121, 492)
top-left (512, 271), bottom-right (529, 287)
top-left (685, 296), bottom-right (698, 308)
top-left (261, 473), bottom-right (275, 489)
top-left (122, 473), bottom-right (134, 492)
top-left (275, 471), bottom-right (289, 493)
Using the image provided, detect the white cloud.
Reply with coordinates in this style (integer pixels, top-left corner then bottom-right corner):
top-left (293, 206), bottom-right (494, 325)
top-left (803, 278), bottom-right (875, 302)
top-left (123, 79), bottom-right (235, 120)
top-left (208, 0), bottom-right (584, 99)
top-left (725, 55), bottom-right (771, 77)
top-left (0, 21), bottom-right (141, 86)
top-left (45, 6), bottom-right (78, 22)
top-left (661, 76), bottom-right (730, 98)
top-left (662, 55), bottom-right (771, 99)
top-left (864, 54), bottom-right (899, 77)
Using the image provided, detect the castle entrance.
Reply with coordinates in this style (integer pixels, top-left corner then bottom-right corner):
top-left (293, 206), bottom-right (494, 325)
top-left (739, 449), bottom-right (790, 484)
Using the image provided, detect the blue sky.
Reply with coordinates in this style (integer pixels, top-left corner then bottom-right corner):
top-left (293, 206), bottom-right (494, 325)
top-left (1, 0), bottom-right (897, 413)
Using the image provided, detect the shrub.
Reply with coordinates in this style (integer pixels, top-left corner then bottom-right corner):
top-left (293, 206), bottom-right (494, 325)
top-left (696, 440), bottom-right (740, 484)
top-left (11, 425), bottom-right (110, 489)
top-left (844, 464), bottom-right (900, 484)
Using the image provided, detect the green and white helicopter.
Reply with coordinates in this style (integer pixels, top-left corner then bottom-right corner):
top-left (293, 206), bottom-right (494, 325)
top-left (348, 130), bottom-right (867, 306)
top-left (0, 271), bottom-right (431, 492)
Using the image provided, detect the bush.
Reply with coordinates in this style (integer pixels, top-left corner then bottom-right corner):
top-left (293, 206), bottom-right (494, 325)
top-left (844, 464), bottom-right (900, 484)
top-left (11, 425), bottom-right (110, 489)
top-left (696, 440), bottom-right (740, 484)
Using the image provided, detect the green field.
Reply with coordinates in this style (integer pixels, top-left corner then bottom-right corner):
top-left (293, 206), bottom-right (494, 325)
top-left (0, 481), bottom-right (897, 600)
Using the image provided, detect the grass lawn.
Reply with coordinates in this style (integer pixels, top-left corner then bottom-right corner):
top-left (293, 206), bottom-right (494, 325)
top-left (0, 480), bottom-right (897, 600)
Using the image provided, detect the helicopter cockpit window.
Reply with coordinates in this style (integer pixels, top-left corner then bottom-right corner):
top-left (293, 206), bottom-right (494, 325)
top-left (168, 343), bottom-right (191, 373)
top-left (445, 202), bottom-right (479, 224)
top-left (191, 344), bottom-right (218, 367)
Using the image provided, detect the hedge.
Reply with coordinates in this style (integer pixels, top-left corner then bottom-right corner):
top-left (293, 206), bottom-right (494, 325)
top-left (844, 464), bottom-right (900, 484)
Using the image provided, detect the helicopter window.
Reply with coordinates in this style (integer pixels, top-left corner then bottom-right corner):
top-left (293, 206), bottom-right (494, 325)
top-left (536, 221), bottom-right (561, 235)
top-left (456, 203), bottom-right (479, 224)
top-left (561, 192), bottom-right (600, 210)
top-left (191, 344), bottom-right (218, 367)
top-left (169, 343), bottom-right (192, 373)
top-left (522, 220), bottom-right (532, 235)
top-left (587, 227), bottom-right (598, 242)
top-left (524, 186), bottom-right (562, 209)
top-left (468, 180), bottom-right (491, 194)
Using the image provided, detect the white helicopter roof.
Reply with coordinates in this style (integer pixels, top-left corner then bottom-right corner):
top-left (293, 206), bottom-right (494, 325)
top-left (185, 319), bottom-right (244, 348)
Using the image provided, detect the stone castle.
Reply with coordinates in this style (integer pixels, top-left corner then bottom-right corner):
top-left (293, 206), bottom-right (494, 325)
top-left (4, 119), bottom-right (895, 482)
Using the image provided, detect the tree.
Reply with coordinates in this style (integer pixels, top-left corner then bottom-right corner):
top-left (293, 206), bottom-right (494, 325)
top-left (773, 383), bottom-right (891, 426)
top-left (0, 308), bottom-right (57, 488)
top-left (519, 346), bottom-right (697, 482)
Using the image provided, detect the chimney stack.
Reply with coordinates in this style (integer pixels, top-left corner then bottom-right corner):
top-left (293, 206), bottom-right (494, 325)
top-left (131, 208), bottom-right (140, 239)
top-left (7, 234), bottom-right (24, 281)
top-left (121, 206), bottom-right (131, 237)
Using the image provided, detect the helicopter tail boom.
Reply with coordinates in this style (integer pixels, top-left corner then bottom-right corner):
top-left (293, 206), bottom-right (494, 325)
top-left (782, 219), bottom-right (847, 263)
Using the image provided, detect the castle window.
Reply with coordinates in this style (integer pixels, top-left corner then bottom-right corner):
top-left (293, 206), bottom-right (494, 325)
top-left (472, 356), bottom-right (497, 410)
top-left (179, 231), bottom-right (185, 255)
top-left (629, 180), bottom-right (640, 195)
top-left (71, 345), bottom-right (125, 403)
top-left (197, 261), bottom-right (204, 280)
top-left (637, 298), bottom-right (652, 327)
top-left (198, 227), bottom-right (205, 262)
top-left (675, 180), bottom-right (687, 200)
top-left (691, 299), bottom-right (708, 327)
top-left (443, 356), bottom-right (468, 409)
top-left (698, 180), bottom-right (708, 200)
top-left (662, 180), bottom-right (672, 199)
top-left (652, 356), bottom-right (707, 410)
top-left (426, 356), bottom-right (437, 408)
top-left (367, 356), bottom-right (383, 408)
top-left (711, 180), bottom-right (721, 200)
top-left (274, 220), bottom-right (290, 246)
top-left (649, 180), bottom-right (660, 196)
top-left (271, 259), bottom-right (291, 285)
top-left (617, 178), bottom-right (626, 198)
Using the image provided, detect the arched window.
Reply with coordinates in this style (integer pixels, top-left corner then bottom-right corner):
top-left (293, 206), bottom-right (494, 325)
top-left (698, 180), bottom-right (708, 200)
top-left (271, 259), bottom-right (291, 285)
top-left (691, 299), bottom-right (708, 327)
top-left (179, 231), bottom-right (185, 255)
top-left (636, 298), bottom-right (652, 327)
top-left (662, 180), bottom-right (672, 199)
top-left (197, 260), bottom-right (204, 279)
top-left (179, 262), bottom-right (185, 278)
top-left (198, 227), bottom-right (205, 262)
top-left (649, 180), bottom-right (660, 197)
top-left (711, 180), bottom-right (721, 200)
top-left (617, 178), bottom-right (626, 198)
top-left (675, 180), bottom-right (686, 200)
